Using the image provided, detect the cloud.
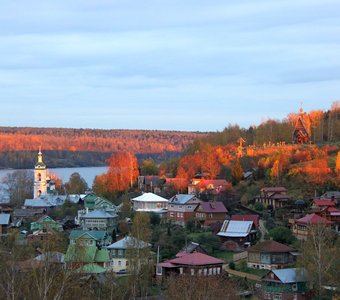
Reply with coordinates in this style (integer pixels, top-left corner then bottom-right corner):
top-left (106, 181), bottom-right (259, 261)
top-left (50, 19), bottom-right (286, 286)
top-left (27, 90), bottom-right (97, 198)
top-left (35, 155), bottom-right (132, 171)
top-left (0, 0), bottom-right (339, 130)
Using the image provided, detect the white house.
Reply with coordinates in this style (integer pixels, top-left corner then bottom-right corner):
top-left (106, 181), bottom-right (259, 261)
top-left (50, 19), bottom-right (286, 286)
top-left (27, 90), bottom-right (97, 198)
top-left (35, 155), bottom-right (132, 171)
top-left (131, 193), bottom-right (168, 213)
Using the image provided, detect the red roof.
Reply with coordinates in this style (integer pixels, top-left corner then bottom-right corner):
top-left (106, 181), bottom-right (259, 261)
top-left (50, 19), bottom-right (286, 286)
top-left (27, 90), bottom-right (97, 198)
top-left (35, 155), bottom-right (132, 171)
top-left (231, 215), bottom-right (260, 227)
top-left (167, 252), bottom-right (224, 266)
top-left (313, 199), bottom-right (336, 207)
top-left (198, 202), bottom-right (228, 213)
top-left (297, 213), bottom-right (332, 225)
top-left (326, 207), bottom-right (340, 212)
top-left (247, 240), bottom-right (295, 253)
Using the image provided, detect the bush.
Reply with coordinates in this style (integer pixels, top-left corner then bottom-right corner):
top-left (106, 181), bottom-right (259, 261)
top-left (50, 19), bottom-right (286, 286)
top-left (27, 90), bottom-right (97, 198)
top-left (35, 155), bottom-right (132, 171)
top-left (229, 262), bottom-right (235, 270)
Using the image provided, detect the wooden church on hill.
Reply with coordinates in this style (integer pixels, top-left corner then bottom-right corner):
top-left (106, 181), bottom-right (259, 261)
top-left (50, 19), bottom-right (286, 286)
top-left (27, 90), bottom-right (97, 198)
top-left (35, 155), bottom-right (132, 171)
top-left (293, 106), bottom-right (311, 144)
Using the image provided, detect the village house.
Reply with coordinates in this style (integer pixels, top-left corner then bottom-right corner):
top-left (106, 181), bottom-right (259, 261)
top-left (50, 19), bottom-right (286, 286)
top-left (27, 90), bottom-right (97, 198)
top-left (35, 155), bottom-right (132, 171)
top-left (217, 220), bottom-right (257, 251)
top-left (311, 199), bottom-right (336, 211)
top-left (316, 206), bottom-right (340, 232)
top-left (320, 190), bottom-right (340, 202)
top-left (262, 268), bottom-right (309, 300)
top-left (188, 178), bottom-right (230, 195)
top-left (131, 193), bottom-right (168, 214)
top-left (30, 215), bottom-right (63, 232)
top-left (12, 208), bottom-right (45, 227)
top-left (231, 214), bottom-right (260, 229)
top-left (253, 187), bottom-right (291, 209)
top-left (106, 236), bottom-right (151, 273)
top-left (247, 240), bottom-right (296, 270)
top-left (27, 228), bottom-right (56, 245)
top-left (0, 213), bottom-right (11, 235)
top-left (65, 230), bottom-right (111, 271)
top-left (138, 176), bottom-right (161, 193)
top-left (156, 252), bottom-right (224, 279)
top-left (76, 194), bottom-right (118, 226)
top-left (79, 209), bottom-right (118, 234)
top-left (178, 241), bottom-right (208, 255)
top-left (69, 229), bottom-right (111, 247)
top-left (289, 213), bottom-right (333, 240)
top-left (168, 194), bottom-right (202, 226)
top-left (194, 201), bottom-right (228, 227)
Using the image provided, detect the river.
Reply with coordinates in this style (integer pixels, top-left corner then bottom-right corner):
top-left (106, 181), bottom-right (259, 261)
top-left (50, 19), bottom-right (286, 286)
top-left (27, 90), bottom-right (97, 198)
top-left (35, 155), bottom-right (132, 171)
top-left (0, 166), bottom-right (108, 201)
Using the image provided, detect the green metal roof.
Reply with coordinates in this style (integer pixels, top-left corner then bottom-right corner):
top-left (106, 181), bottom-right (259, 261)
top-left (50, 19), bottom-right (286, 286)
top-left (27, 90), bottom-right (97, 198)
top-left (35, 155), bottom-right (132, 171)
top-left (75, 263), bottom-right (106, 274)
top-left (65, 244), bottom-right (97, 263)
top-left (35, 162), bottom-right (46, 168)
top-left (95, 249), bottom-right (110, 263)
top-left (69, 230), bottom-right (107, 241)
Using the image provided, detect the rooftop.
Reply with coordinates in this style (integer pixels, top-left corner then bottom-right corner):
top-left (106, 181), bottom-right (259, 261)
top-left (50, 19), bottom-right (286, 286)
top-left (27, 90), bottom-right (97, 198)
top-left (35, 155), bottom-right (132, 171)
top-left (169, 194), bottom-right (199, 205)
top-left (0, 213), bottom-right (10, 225)
top-left (198, 202), bottom-right (228, 213)
top-left (267, 268), bottom-right (307, 283)
top-left (247, 240), bottom-right (295, 253)
top-left (296, 213), bottom-right (332, 225)
top-left (132, 193), bottom-right (168, 203)
top-left (107, 236), bottom-right (150, 250)
top-left (167, 252), bottom-right (224, 266)
top-left (217, 220), bottom-right (254, 238)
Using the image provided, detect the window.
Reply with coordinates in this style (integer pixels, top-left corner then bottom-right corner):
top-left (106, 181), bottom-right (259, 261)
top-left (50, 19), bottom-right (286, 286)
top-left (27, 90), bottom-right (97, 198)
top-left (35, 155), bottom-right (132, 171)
top-left (156, 266), bottom-right (162, 275)
top-left (126, 260), bottom-right (129, 266)
top-left (111, 261), bottom-right (114, 266)
top-left (292, 283), bottom-right (297, 291)
top-left (273, 294), bottom-right (282, 300)
top-left (170, 212), bottom-right (174, 217)
top-left (191, 269), bottom-right (195, 276)
top-left (118, 249), bottom-right (123, 256)
top-left (118, 261), bottom-right (122, 266)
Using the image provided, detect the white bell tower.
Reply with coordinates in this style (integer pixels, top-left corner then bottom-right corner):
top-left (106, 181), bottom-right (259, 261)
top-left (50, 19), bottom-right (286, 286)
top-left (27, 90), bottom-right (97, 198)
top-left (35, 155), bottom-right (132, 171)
top-left (34, 147), bottom-right (47, 198)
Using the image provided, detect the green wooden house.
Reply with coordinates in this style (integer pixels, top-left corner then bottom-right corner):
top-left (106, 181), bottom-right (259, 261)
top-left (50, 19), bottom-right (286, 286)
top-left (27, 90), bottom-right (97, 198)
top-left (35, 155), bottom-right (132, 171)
top-left (30, 215), bottom-right (63, 232)
top-left (262, 268), bottom-right (309, 300)
top-left (65, 230), bottom-right (111, 272)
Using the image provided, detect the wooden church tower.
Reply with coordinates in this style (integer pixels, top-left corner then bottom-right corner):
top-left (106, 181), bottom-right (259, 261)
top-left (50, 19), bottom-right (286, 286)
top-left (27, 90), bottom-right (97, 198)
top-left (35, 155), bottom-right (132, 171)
top-left (293, 105), bottom-right (310, 144)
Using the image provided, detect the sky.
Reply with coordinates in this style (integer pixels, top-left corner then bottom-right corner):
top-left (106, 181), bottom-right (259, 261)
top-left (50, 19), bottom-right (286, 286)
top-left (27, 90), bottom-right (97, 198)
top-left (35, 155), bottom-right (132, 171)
top-left (0, 0), bottom-right (339, 132)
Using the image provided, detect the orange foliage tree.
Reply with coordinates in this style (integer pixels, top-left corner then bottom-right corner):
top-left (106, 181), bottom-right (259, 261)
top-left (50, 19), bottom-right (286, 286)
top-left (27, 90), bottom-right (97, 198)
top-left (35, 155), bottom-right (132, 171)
top-left (106, 152), bottom-right (139, 192)
top-left (309, 110), bottom-right (324, 143)
top-left (336, 151), bottom-right (340, 174)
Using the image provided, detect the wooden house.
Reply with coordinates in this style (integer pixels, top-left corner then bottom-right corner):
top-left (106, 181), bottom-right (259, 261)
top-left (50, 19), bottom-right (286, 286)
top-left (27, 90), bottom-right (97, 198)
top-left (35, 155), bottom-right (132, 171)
top-left (194, 201), bottom-right (228, 226)
top-left (217, 220), bottom-right (257, 251)
top-left (247, 240), bottom-right (296, 270)
top-left (262, 268), bottom-right (309, 300)
top-left (254, 187), bottom-right (291, 209)
top-left (289, 213), bottom-right (332, 240)
top-left (156, 252), bottom-right (224, 279)
top-left (168, 194), bottom-right (202, 226)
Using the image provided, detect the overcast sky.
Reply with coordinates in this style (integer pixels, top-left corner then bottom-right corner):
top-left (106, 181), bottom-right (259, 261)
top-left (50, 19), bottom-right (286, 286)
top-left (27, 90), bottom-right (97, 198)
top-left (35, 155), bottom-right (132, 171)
top-left (0, 0), bottom-right (339, 131)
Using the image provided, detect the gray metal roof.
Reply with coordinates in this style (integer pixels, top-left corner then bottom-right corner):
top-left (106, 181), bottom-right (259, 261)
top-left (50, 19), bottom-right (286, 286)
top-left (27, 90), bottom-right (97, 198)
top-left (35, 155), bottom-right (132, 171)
top-left (0, 214), bottom-right (10, 225)
top-left (272, 268), bottom-right (307, 283)
top-left (107, 236), bottom-right (150, 250)
top-left (83, 209), bottom-right (117, 219)
top-left (217, 220), bottom-right (253, 237)
top-left (169, 194), bottom-right (197, 204)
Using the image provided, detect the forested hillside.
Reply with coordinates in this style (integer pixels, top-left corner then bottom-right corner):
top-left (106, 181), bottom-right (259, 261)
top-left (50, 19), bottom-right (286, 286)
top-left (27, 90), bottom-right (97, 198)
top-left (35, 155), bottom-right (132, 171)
top-left (0, 127), bottom-right (205, 168)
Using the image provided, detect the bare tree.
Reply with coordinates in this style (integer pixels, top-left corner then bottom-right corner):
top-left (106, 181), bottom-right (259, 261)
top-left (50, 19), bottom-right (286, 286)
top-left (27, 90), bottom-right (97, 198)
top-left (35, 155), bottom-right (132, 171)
top-left (298, 224), bottom-right (340, 298)
top-left (1, 170), bottom-right (33, 207)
